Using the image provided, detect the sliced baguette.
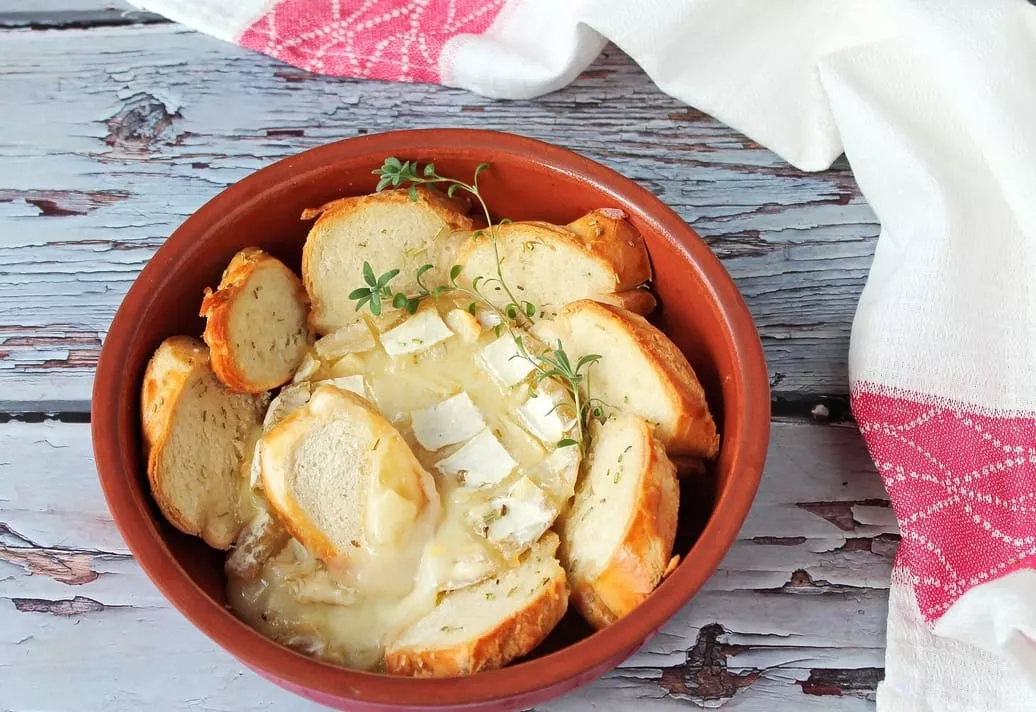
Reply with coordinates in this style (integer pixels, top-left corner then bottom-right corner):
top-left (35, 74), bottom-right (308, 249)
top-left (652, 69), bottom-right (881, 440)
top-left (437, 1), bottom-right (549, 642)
top-left (302, 188), bottom-right (473, 334)
top-left (384, 532), bottom-right (568, 677)
top-left (141, 336), bottom-right (267, 549)
top-left (200, 247), bottom-right (311, 393)
top-left (260, 384), bottom-right (435, 565)
top-left (452, 209), bottom-right (651, 318)
top-left (553, 299), bottom-right (720, 458)
top-left (558, 414), bottom-right (679, 629)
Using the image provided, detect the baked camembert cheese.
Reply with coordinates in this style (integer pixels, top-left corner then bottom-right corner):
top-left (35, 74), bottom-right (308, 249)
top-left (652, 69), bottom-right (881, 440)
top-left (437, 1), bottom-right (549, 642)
top-left (140, 157), bottom-right (719, 677)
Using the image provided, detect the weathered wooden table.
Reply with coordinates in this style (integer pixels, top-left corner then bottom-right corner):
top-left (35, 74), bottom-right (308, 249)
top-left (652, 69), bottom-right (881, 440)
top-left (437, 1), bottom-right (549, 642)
top-left (0, 3), bottom-right (897, 710)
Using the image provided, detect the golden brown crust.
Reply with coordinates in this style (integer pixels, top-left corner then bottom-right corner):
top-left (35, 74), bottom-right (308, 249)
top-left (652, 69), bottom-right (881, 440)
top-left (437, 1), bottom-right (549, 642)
top-left (301, 188), bottom-right (473, 334)
top-left (258, 405), bottom-right (342, 563)
top-left (259, 386), bottom-right (432, 565)
top-left (571, 428), bottom-right (679, 629)
top-left (454, 212), bottom-right (650, 299)
top-left (383, 573), bottom-right (569, 677)
top-left (200, 247), bottom-right (310, 393)
top-left (141, 336), bottom-right (262, 550)
top-left (140, 336), bottom-right (210, 540)
top-left (565, 209), bottom-right (652, 291)
top-left (559, 299), bottom-right (720, 458)
top-left (300, 185), bottom-right (471, 225)
top-left (593, 288), bottom-right (657, 316)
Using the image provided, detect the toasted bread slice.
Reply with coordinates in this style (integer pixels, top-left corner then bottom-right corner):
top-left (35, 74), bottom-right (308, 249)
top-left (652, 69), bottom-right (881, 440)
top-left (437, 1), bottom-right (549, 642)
top-left (260, 385), bottom-right (435, 565)
top-left (302, 188), bottom-right (473, 334)
top-left (200, 247), bottom-right (311, 393)
top-left (553, 299), bottom-right (719, 458)
top-left (384, 532), bottom-right (568, 677)
top-left (558, 414), bottom-right (679, 629)
top-left (452, 209), bottom-right (651, 318)
top-left (141, 336), bottom-right (268, 549)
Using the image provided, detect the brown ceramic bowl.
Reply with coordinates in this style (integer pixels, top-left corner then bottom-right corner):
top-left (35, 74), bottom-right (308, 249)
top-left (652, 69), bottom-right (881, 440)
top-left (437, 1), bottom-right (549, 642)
top-left (92, 129), bottom-right (769, 711)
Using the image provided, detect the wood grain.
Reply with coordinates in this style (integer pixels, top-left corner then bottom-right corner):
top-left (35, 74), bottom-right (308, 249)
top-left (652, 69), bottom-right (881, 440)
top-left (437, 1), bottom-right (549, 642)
top-left (0, 0), bottom-right (162, 28)
top-left (0, 23), bottom-right (878, 410)
top-left (0, 418), bottom-right (893, 710)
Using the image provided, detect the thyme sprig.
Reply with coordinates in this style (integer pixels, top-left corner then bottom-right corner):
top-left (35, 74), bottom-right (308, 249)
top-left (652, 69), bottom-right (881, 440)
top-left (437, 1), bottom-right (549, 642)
top-left (350, 158), bottom-right (606, 452)
top-left (373, 158), bottom-right (529, 327)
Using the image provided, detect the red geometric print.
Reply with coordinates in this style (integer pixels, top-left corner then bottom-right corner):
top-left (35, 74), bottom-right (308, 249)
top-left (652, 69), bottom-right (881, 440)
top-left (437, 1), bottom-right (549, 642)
top-left (853, 384), bottom-right (1036, 622)
top-left (239, 0), bottom-right (507, 82)
top-left (238, 0), bottom-right (505, 82)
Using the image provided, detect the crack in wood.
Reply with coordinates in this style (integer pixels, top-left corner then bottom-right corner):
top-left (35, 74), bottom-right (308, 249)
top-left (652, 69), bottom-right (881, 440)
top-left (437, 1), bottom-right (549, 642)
top-left (264, 128), bottom-right (306, 138)
top-left (770, 395), bottom-right (853, 422)
top-left (658, 623), bottom-right (759, 705)
top-left (799, 667), bottom-right (884, 697)
top-left (10, 594), bottom-right (110, 616)
top-left (0, 9), bottom-right (167, 30)
top-left (751, 536), bottom-right (808, 545)
top-left (0, 522), bottom-right (131, 587)
top-left (0, 544), bottom-right (129, 585)
top-left (104, 92), bottom-right (185, 157)
top-left (0, 189), bottom-right (131, 217)
top-left (835, 533), bottom-right (900, 559)
top-left (796, 499), bottom-right (890, 531)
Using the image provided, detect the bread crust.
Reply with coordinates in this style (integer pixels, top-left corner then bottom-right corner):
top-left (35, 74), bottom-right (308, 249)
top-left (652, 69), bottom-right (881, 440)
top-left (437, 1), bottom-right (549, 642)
top-left (141, 336), bottom-right (262, 549)
top-left (593, 287), bottom-right (657, 316)
top-left (385, 574), bottom-right (567, 677)
top-left (384, 535), bottom-right (569, 677)
top-left (568, 424), bottom-right (679, 629)
top-left (260, 385), bottom-right (431, 564)
top-left (200, 247), bottom-right (310, 393)
top-left (565, 209), bottom-right (652, 291)
top-left (454, 213), bottom-right (649, 300)
top-left (301, 188), bottom-right (473, 334)
top-left (141, 336), bottom-right (211, 540)
top-left (558, 299), bottom-right (720, 458)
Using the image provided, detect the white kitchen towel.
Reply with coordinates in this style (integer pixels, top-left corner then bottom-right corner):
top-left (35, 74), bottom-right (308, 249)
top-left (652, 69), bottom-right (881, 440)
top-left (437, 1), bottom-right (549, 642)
top-left (126, 0), bottom-right (1036, 708)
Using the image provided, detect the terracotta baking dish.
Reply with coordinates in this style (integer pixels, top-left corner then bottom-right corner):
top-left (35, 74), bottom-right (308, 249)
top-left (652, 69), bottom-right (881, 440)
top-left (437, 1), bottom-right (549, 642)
top-left (92, 129), bottom-right (770, 711)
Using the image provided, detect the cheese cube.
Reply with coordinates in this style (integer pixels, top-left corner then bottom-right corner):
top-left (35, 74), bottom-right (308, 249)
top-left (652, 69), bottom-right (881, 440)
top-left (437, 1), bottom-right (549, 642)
top-left (410, 392), bottom-right (486, 451)
top-left (485, 477), bottom-right (556, 551)
top-left (316, 375), bottom-right (367, 398)
top-left (380, 308), bottom-right (454, 357)
top-left (435, 429), bottom-right (517, 487)
top-left (479, 335), bottom-right (535, 387)
top-left (518, 388), bottom-right (575, 444)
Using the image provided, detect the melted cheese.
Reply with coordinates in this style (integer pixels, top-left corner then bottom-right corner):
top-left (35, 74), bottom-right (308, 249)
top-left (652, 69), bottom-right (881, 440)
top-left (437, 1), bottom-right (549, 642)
top-left (410, 392), bottom-right (486, 451)
top-left (379, 307), bottom-right (454, 356)
top-left (227, 297), bottom-right (576, 671)
top-left (434, 428), bottom-right (517, 486)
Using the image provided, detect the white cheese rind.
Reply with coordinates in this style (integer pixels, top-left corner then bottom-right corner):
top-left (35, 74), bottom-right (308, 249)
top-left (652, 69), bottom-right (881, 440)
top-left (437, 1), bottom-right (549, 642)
top-left (315, 375), bottom-right (367, 398)
top-left (380, 309), bottom-right (454, 357)
top-left (410, 392), bottom-right (486, 451)
top-left (517, 389), bottom-right (575, 444)
top-left (531, 444), bottom-right (582, 503)
top-left (479, 335), bottom-right (535, 387)
top-left (434, 428), bottom-right (517, 486)
top-left (483, 477), bottom-right (557, 552)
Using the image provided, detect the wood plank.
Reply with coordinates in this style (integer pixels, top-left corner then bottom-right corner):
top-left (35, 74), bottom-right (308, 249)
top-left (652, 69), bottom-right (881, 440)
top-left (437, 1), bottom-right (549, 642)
top-left (0, 0), bottom-right (161, 28)
top-left (0, 24), bottom-right (878, 410)
top-left (0, 418), bottom-right (892, 710)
